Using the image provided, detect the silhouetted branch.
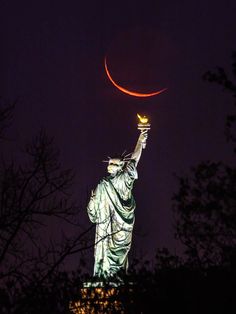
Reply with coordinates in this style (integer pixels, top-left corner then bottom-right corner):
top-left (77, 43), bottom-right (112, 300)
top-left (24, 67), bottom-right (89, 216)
top-left (0, 129), bottom-right (92, 291)
top-left (203, 52), bottom-right (236, 150)
top-left (0, 98), bottom-right (15, 140)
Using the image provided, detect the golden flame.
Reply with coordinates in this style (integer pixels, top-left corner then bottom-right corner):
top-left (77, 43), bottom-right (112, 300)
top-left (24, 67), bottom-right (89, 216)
top-left (137, 113), bottom-right (149, 124)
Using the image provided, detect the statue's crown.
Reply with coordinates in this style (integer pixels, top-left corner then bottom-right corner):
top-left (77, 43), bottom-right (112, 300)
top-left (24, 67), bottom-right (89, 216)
top-left (102, 151), bottom-right (132, 165)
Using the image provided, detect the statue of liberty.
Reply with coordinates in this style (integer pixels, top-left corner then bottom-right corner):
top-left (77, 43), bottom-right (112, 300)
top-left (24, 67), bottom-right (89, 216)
top-left (87, 124), bottom-right (148, 282)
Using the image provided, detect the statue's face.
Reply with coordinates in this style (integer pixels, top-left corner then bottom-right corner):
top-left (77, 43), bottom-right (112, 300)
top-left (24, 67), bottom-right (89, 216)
top-left (107, 158), bottom-right (123, 175)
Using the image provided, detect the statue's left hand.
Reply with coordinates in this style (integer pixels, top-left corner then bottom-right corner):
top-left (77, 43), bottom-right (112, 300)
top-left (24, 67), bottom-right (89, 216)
top-left (91, 190), bottom-right (96, 199)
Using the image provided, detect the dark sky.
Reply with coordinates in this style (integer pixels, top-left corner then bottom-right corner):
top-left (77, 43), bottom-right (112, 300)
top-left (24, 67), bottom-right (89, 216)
top-left (1, 0), bottom-right (236, 266)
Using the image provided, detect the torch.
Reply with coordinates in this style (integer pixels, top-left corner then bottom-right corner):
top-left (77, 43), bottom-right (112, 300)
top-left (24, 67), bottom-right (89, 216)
top-left (137, 113), bottom-right (151, 149)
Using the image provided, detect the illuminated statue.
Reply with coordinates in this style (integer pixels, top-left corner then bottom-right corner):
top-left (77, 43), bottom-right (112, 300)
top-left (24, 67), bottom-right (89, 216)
top-left (87, 115), bottom-right (150, 282)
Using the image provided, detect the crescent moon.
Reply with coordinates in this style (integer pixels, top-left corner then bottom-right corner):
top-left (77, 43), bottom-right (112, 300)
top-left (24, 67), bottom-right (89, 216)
top-left (104, 57), bottom-right (167, 98)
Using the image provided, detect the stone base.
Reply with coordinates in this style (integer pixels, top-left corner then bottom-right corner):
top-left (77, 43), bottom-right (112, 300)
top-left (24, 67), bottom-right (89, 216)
top-left (83, 278), bottom-right (126, 288)
top-left (69, 283), bottom-right (134, 314)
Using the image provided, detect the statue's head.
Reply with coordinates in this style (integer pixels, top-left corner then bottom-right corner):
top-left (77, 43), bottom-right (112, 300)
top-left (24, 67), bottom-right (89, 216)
top-left (107, 158), bottom-right (125, 175)
top-left (103, 151), bottom-right (131, 176)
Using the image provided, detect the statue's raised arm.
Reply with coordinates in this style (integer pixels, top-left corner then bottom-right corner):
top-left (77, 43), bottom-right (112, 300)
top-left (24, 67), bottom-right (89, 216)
top-left (131, 129), bottom-right (148, 166)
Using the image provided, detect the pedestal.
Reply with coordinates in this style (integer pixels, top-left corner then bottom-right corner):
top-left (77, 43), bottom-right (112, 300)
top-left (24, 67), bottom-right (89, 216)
top-left (69, 282), bottom-right (134, 314)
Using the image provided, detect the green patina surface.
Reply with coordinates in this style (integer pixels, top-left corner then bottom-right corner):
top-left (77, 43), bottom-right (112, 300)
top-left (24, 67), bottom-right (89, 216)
top-left (87, 160), bottom-right (138, 279)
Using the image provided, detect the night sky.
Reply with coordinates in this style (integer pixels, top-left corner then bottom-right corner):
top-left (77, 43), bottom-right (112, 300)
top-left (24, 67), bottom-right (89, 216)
top-left (1, 0), bottom-right (236, 268)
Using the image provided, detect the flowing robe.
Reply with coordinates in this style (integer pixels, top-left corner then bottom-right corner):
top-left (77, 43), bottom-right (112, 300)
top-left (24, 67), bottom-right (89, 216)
top-left (87, 160), bottom-right (138, 278)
